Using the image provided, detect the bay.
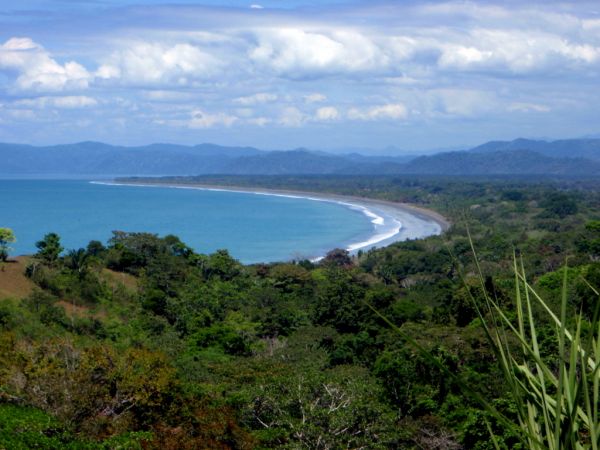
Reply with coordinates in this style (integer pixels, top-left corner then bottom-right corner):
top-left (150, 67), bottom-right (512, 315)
top-left (1, 180), bottom-right (374, 263)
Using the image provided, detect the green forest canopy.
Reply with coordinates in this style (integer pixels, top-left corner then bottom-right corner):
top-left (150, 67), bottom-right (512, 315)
top-left (1, 176), bottom-right (599, 449)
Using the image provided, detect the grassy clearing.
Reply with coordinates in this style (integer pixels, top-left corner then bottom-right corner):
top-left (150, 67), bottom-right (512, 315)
top-left (0, 257), bottom-right (34, 299)
top-left (99, 268), bottom-right (139, 292)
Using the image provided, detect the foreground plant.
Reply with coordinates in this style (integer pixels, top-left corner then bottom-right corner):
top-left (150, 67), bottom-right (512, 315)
top-left (473, 253), bottom-right (600, 450)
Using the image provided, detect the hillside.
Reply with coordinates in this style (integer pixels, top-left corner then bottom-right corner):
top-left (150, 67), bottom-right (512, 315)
top-left (0, 142), bottom-right (266, 177)
top-left (222, 150), bottom-right (407, 175)
top-left (1, 177), bottom-right (599, 448)
top-left (2, 138), bottom-right (600, 177)
top-left (0, 257), bottom-right (34, 299)
top-left (469, 138), bottom-right (600, 161)
top-left (403, 149), bottom-right (600, 176)
top-left (1, 141), bottom-right (416, 177)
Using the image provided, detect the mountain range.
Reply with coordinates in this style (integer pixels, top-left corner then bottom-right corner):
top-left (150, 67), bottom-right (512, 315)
top-left (1, 138), bottom-right (599, 177)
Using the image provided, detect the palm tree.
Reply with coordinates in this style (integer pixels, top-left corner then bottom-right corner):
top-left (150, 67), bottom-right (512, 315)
top-left (66, 248), bottom-right (90, 279)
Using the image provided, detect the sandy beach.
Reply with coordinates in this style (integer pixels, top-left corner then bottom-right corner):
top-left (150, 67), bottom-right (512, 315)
top-left (98, 181), bottom-right (450, 256)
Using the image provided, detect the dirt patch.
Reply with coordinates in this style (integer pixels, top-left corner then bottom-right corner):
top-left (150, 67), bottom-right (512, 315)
top-left (0, 257), bottom-right (35, 299)
top-left (100, 268), bottom-right (138, 292)
top-left (56, 300), bottom-right (90, 318)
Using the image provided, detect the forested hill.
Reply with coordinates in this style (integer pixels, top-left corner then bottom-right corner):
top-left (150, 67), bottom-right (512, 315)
top-left (468, 137), bottom-right (600, 160)
top-left (0, 142), bottom-right (266, 177)
top-left (402, 149), bottom-right (600, 176)
top-left (403, 137), bottom-right (600, 175)
top-left (1, 176), bottom-right (599, 448)
top-left (0, 142), bottom-right (411, 177)
top-left (2, 138), bottom-right (600, 177)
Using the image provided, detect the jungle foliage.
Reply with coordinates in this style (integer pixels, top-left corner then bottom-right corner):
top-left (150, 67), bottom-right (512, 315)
top-left (1, 175), bottom-right (599, 449)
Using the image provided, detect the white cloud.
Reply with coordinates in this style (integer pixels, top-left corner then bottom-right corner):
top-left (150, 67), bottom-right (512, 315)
top-left (437, 29), bottom-right (600, 73)
top-left (157, 109), bottom-right (238, 128)
top-left (426, 89), bottom-right (496, 117)
top-left (242, 17), bottom-right (600, 82)
top-left (0, 37), bottom-right (90, 92)
top-left (387, 36), bottom-right (421, 61)
top-left (249, 28), bottom-right (388, 77)
top-left (348, 103), bottom-right (408, 121)
top-left (582, 18), bottom-right (600, 31)
top-left (235, 108), bottom-right (254, 117)
top-left (2, 38), bottom-right (40, 51)
top-left (304, 93), bottom-right (326, 103)
top-left (279, 106), bottom-right (307, 127)
top-left (3, 2), bottom-right (600, 146)
top-left (566, 44), bottom-right (600, 64)
top-left (96, 42), bottom-right (220, 85)
top-left (508, 102), bottom-right (551, 113)
top-left (188, 109), bottom-right (237, 128)
top-left (8, 109), bottom-right (36, 120)
top-left (382, 75), bottom-right (421, 85)
top-left (233, 92), bottom-right (277, 105)
top-left (141, 90), bottom-right (193, 102)
top-left (315, 106), bottom-right (339, 121)
top-left (14, 95), bottom-right (97, 109)
top-left (247, 117), bottom-right (271, 126)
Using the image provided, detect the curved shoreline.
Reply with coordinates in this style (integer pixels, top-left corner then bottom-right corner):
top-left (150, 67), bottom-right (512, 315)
top-left (93, 181), bottom-right (450, 258)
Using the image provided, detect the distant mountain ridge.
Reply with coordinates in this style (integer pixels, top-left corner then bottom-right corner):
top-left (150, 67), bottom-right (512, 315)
top-left (1, 138), bottom-right (600, 177)
top-left (403, 150), bottom-right (600, 176)
top-left (0, 141), bottom-right (409, 177)
top-left (0, 142), bottom-right (266, 176)
top-left (468, 138), bottom-right (600, 161)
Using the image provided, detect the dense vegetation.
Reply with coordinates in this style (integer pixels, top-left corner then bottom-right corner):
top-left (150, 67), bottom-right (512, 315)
top-left (1, 175), bottom-right (599, 448)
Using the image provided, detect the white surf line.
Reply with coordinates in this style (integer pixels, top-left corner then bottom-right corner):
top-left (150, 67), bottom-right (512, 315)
top-left (90, 181), bottom-right (403, 256)
top-left (346, 219), bottom-right (403, 251)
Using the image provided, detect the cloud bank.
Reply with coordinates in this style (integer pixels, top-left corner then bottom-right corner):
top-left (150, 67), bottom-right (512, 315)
top-left (0, 1), bottom-right (599, 150)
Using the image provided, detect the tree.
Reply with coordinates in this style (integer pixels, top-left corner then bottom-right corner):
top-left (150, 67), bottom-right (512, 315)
top-left (247, 365), bottom-right (396, 448)
top-left (0, 228), bottom-right (16, 262)
top-left (321, 248), bottom-right (353, 268)
top-left (86, 240), bottom-right (105, 257)
top-left (35, 233), bottom-right (63, 264)
top-left (65, 248), bottom-right (89, 278)
top-left (203, 249), bottom-right (241, 280)
top-left (540, 192), bottom-right (578, 218)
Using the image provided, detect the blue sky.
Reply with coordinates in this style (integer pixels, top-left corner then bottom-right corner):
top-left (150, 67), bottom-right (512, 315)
top-left (1, 0), bottom-right (599, 152)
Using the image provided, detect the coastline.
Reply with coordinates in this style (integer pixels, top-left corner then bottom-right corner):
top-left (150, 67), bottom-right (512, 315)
top-left (93, 181), bottom-right (450, 258)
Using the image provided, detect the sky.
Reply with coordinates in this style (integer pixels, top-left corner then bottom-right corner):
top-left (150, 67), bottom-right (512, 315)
top-left (0, 0), bottom-right (599, 153)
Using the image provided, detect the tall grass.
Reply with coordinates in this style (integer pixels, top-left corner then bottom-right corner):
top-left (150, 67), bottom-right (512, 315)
top-left (470, 249), bottom-right (600, 450)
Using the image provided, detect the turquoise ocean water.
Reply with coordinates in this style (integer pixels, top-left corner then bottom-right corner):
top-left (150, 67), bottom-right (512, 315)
top-left (0, 180), bottom-right (374, 263)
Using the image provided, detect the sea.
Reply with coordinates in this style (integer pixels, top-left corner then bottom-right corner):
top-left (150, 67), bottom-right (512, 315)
top-left (1, 179), bottom-right (390, 263)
